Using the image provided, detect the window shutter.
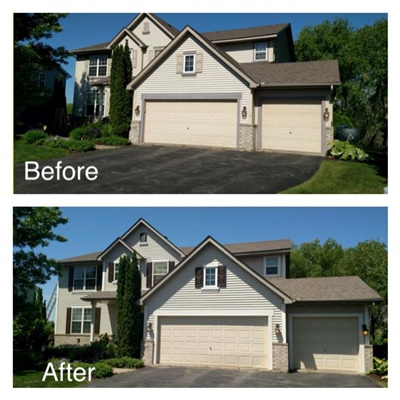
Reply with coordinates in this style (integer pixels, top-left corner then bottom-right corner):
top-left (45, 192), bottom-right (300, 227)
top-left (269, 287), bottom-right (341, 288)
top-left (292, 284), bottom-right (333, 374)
top-left (148, 50), bottom-right (154, 62)
top-left (68, 268), bottom-right (74, 292)
top-left (146, 262), bottom-right (153, 288)
top-left (285, 254), bottom-right (290, 278)
top-left (65, 308), bottom-right (72, 334)
top-left (143, 21), bottom-right (150, 34)
top-left (94, 307), bottom-right (101, 334)
top-left (195, 267), bottom-right (203, 288)
top-left (176, 54), bottom-right (183, 74)
top-left (195, 52), bottom-right (203, 73)
top-left (108, 262), bottom-right (114, 283)
top-left (96, 266), bottom-right (103, 291)
top-left (169, 261), bottom-right (176, 273)
top-left (132, 50), bottom-right (137, 68)
top-left (218, 265), bottom-right (227, 288)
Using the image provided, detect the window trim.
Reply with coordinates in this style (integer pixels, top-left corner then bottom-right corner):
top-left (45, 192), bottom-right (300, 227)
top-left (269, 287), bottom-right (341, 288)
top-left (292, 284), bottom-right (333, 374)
top-left (203, 266), bottom-right (218, 288)
top-left (85, 89), bottom-right (105, 117)
top-left (183, 53), bottom-right (196, 74)
top-left (152, 259), bottom-right (169, 286)
top-left (70, 307), bottom-right (92, 334)
top-left (113, 262), bottom-right (119, 282)
top-left (73, 266), bottom-right (97, 291)
top-left (264, 256), bottom-right (281, 277)
top-left (88, 55), bottom-right (108, 77)
top-left (254, 42), bottom-right (268, 61)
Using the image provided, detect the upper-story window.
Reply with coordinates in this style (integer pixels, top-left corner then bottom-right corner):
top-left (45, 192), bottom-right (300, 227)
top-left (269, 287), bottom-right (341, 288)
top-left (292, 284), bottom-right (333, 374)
top-left (254, 42), bottom-right (268, 61)
top-left (204, 266), bottom-right (217, 288)
top-left (140, 232), bottom-right (147, 243)
top-left (113, 263), bottom-right (119, 281)
top-left (184, 54), bottom-right (195, 73)
top-left (89, 55), bottom-right (108, 77)
top-left (38, 72), bottom-right (46, 88)
top-left (264, 256), bottom-right (280, 276)
top-left (73, 266), bottom-right (97, 290)
top-left (153, 260), bottom-right (169, 285)
top-left (154, 47), bottom-right (164, 58)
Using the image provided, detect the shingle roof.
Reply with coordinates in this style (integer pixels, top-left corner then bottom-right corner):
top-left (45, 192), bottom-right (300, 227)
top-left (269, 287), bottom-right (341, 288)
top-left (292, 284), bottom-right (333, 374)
top-left (151, 13), bottom-right (180, 37)
top-left (72, 42), bottom-right (110, 54)
top-left (268, 276), bottom-right (382, 302)
top-left (241, 60), bottom-right (341, 86)
top-left (203, 23), bottom-right (290, 42)
top-left (59, 252), bottom-right (102, 263)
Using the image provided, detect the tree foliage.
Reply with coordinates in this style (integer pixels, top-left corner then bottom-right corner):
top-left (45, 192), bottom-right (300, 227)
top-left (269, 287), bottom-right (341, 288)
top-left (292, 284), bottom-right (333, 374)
top-left (295, 18), bottom-right (388, 150)
top-left (116, 254), bottom-right (143, 357)
top-left (109, 41), bottom-right (133, 137)
top-left (291, 238), bottom-right (388, 342)
top-left (13, 207), bottom-right (68, 297)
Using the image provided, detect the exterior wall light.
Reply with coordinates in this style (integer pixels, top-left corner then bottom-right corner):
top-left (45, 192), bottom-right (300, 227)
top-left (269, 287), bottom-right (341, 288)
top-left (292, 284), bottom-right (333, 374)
top-left (323, 107), bottom-right (330, 122)
top-left (274, 324), bottom-right (281, 335)
top-left (135, 105), bottom-right (140, 116)
top-left (362, 324), bottom-right (369, 336)
top-left (241, 106), bottom-right (247, 120)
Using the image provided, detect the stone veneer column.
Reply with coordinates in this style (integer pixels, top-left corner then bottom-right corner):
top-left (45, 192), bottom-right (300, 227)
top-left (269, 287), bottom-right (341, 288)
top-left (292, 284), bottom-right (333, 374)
top-left (238, 124), bottom-right (256, 151)
top-left (129, 120), bottom-right (141, 144)
top-left (364, 344), bottom-right (374, 372)
top-left (142, 338), bottom-right (154, 365)
top-left (272, 343), bottom-right (289, 372)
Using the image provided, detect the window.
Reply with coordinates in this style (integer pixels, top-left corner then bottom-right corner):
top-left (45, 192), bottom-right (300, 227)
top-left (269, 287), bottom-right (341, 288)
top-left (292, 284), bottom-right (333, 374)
top-left (265, 256), bottom-right (279, 276)
top-left (153, 261), bottom-right (169, 285)
top-left (154, 47), bottom-right (164, 58)
top-left (38, 72), bottom-right (46, 88)
top-left (184, 54), bottom-right (195, 73)
top-left (113, 263), bottom-right (119, 281)
top-left (73, 267), bottom-right (97, 290)
top-left (86, 90), bottom-right (104, 117)
top-left (254, 42), bottom-right (268, 61)
top-left (71, 308), bottom-right (91, 334)
top-left (204, 267), bottom-right (217, 288)
top-left (89, 55), bottom-right (107, 77)
top-left (140, 232), bottom-right (147, 243)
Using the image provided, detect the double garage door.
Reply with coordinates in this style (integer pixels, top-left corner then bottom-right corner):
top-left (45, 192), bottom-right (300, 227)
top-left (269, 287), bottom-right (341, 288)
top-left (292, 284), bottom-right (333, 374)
top-left (292, 317), bottom-right (360, 372)
top-left (159, 316), bottom-right (268, 369)
top-left (144, 100), bottom-right (238, 149)
top-left (262, 99), bottom-right (323, 154)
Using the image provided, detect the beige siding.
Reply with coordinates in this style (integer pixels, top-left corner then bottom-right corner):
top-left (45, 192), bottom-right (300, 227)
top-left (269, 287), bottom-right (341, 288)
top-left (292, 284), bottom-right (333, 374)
top-left (218, 40), bottom-right (274, 63)
top-left (237, 254), bottom-right (286, 277)
top-left (145, 243), bottom-right (285, 340)
top-left (133, 35), bottom-right (252, 123)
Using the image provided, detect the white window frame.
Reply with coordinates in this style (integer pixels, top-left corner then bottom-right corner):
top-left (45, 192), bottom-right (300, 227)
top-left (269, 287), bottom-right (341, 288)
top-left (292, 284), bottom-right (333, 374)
top-left (204, 266), bottom-right (217, 288)
top-left (264, 256), bottom-right (281, 277)
top-left (254, 42), bottom-right (268, 61)
top-left (154, 47), bottom-right (164, 58)
top-left (113, 262), bottom-right (119, 282)
top-left (71, 307), bottom-right (92, 334)
top-left (89, 55), bottom-right (108, 77)
top-left (152, 260), bottom-right (169, 285)
top-left (73, 266), bottom-right (97, 291)
top-left (85, 89), bottom-right (104, 117)
top-left (183, 53), bottom-right (196, 74)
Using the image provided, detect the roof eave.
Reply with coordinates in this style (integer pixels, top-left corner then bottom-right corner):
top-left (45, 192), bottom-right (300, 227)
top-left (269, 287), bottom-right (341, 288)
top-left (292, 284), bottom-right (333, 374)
top-left (259, 82), bottom-right (341, 88)
top-left (291, 298), bottom-right (382, 304)
top-left (211, 34), bottom-right (278, 44)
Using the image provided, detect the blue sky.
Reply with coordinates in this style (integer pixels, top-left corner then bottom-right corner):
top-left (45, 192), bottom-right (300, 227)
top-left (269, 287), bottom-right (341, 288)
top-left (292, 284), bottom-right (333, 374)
top-left (39, 207), bottom-right (387, 304)
top-left (42, 13), bottom-right (388, 103)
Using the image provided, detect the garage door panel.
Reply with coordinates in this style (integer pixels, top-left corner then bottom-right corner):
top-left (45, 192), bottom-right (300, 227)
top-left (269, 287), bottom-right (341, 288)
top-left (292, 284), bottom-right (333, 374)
top-left (262, 99), bottom-right (322, 153)
top-left (159, 316), bottom-right (268, 369)
top-left (145, 100), bottom-right (237, 148)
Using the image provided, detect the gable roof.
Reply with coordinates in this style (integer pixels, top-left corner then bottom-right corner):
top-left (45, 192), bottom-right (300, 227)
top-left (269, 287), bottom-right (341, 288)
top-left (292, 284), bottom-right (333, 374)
top-left (140, 236), bottom-right (293, 305)
top-left (203, 23), bottom-right (290, 43)
top-left (96, 237), bottom-right (143, 260)
top-left (127, 25), bottom-right (259, 90)
top-left (107, 28), bottom-right (147, 49)
top-left (268, 276), bottom-right (382, 303)
top-left (241, 60), bottom-right (341, 87)
top-left (59, 251), bottom-right (102, 264)
top-left (127, 13), bottom-right (180, 38)
top-left (72, 42), bottom-right (110, 55)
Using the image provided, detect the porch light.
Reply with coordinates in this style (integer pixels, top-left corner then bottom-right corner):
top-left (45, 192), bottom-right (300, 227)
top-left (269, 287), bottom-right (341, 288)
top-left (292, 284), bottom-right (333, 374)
top-left (323, 107), bottom-right (330, 122)
top-left (274, 324), bottom-right (281, 335)
top-left (135, 105), bottom-right (140, 116)
top-left (241, 106), bottom-right (247, 119)
top-left (362, 324), bottom-right (369, 336)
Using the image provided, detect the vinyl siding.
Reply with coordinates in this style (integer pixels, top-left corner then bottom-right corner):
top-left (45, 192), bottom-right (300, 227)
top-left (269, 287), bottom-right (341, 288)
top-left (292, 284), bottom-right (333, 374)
top-left (237, 254), bottom-right (286, 277)
top-left (133, 35), bottom-right (252, 123)
top-left (144, 243), bottom-right (286, 341)
top-left (287, 304), bottom-right (365, 315)
top-left (218, 40), bottom-right (275, 63)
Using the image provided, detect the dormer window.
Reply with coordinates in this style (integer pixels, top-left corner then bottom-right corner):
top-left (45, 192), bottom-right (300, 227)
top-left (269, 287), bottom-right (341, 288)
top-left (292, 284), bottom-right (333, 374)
top-left (254, 42), bottom-right (268, 61)
top-left (264, 256), bottom-right (280, 276)
top-left (140, 232), bottom-right (147, 243)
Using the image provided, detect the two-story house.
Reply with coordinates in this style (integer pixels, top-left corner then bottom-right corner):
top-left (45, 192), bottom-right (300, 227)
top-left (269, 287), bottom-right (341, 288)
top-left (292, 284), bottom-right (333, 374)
top-left (54, 218), bottom-right (380, 374)
top-left (71, 13), bottom-right (340, 155)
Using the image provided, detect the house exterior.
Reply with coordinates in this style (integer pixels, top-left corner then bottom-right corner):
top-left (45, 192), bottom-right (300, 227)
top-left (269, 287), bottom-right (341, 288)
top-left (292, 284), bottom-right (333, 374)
top-left (54, 218), bottom-right (381, 374)
top-left (71, 13), bottom-right (340, 155)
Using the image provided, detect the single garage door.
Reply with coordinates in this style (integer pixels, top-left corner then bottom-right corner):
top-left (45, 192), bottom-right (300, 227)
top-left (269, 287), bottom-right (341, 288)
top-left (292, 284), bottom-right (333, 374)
top-left (144, 100), bottom-right (238, 148)
top-left (159, 316), bottom-right (268, 369)
top-left (262, 99), bottom-right (322, 153)
top-left (292, 317), bottom-right (359, 372)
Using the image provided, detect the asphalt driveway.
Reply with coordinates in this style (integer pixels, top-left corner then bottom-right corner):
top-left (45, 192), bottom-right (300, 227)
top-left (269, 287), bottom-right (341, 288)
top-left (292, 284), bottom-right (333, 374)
top-left (85, 365), bottom-right (382, 388)
top-left (14, 145), bottom-right (323, 194)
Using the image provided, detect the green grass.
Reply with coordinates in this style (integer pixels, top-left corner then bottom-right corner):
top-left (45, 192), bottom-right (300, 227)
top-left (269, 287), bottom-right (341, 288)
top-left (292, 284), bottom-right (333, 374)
top-left (14, 139), bottom-right (69, 164)
top-left (13, 370), bottom-right (88, 388)
top-left (280, 160), bottom-right (387, 194)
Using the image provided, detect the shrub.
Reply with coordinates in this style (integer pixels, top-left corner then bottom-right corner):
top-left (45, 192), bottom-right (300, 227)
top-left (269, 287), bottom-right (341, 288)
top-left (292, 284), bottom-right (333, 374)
top-left (327, 140), bottom-right (369, 161)
top-left (45, 138), bottom-right (95, 153)
top-left (22, 129), bottom-right (49, 144)
top-left (94, 135), bottom-right (130, 146)
top-left (372, 357), bottom-right (388, 376)
top-left (103, 357), bottom-right (144, 369)
top-left (91, 362), bottom-right (114, 379)
top-left (69, 127), bottom-right (86, 140)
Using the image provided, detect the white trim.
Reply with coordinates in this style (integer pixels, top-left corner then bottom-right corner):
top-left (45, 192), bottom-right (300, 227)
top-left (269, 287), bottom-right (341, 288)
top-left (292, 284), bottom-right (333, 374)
top-left (152, 259), bottom-right (169, 286)
top-left (263, 255), bottom-right (281, 277)
top-left (288, 313), bottom-right (365, 373)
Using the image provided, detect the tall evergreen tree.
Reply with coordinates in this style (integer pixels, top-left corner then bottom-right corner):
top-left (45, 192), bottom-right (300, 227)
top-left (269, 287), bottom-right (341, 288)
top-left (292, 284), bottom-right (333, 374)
top-left (109, 41), bottom-right (133, 137)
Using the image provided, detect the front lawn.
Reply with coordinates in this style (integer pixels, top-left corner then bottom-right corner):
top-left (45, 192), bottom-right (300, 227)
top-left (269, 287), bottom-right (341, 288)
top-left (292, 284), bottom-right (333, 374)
top-left (13, 370), bottom-right (86, 388)
top-left (14, 138), bottom-right (69, 163)
top-left (280, 159), bottom-right (387, 194)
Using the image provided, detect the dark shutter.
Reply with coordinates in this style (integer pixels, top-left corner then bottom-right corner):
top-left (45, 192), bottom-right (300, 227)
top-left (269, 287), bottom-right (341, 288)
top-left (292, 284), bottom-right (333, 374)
top-left (218, 265), bottom-right (227, 288)
top-left (169, 261), bottom-right (176, 273)
top-left (146, 262), bottom-right (153, 288)
top-left (65, 307), bottom-right (72, 334)
top-left (108, 262), bottom-right (114, 282)
top-left (195, 267), bottom-right (203, 288)
top-left (94, 307), bottom-right (101, 334)
top-left (285, 254), bottom-right (290, 278)
top-left (96, 266), bottom-right (103, 291)
top-left (68, 268), bottom-right (74, 292)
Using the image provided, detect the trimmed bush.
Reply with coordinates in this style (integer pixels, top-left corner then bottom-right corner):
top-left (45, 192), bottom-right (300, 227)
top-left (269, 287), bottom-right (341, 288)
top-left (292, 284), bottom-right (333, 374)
top-left (69, 127), bottom-right (86, 141)
top-left (103, 357), bottom-right (144, 369)
top-left (94, 136), bottom-right (130, 146)
top-left (22, 129), bottom-right (49, 144)
top-left (45, 138), bottom-right (95, 152)
top-left (91, 362), bottom-right (114, 379)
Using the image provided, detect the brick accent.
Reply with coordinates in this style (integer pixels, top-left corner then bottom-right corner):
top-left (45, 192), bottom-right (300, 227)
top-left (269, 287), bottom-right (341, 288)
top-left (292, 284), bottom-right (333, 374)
top-left (272, 343), bottom-right (289, 372)
top-left (129, 120), bottom-right (141, 144)
top-left (364, 344), bottom-right (374, 372)
top-left (142, 338), bottom-right (154, 365)
top-left (238, 124), bottom-right (256, 151)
